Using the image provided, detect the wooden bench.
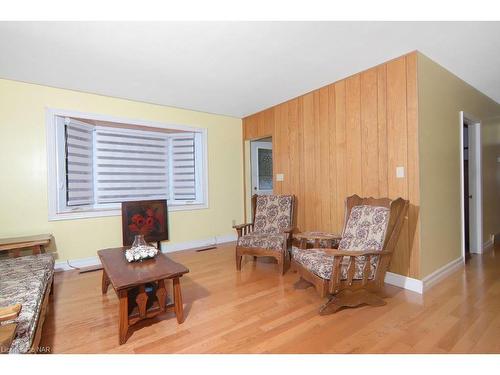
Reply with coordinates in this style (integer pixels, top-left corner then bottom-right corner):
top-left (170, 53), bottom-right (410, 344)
top-left (0, 234), bottom-right (52, 258)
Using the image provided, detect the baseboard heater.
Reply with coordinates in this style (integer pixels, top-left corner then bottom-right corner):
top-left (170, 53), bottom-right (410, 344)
top-left (79, 265), bottom-right (103, 274)
top-left (195, 244), bottom-right (217, 252)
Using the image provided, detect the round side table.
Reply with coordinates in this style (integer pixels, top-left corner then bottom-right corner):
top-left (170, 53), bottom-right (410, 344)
top-left (294, 231), bottom-right (341, 249)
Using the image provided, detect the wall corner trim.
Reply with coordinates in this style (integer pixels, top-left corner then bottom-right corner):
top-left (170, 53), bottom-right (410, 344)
top-left (422, 256), bottom-right (464, 292)
top-left (54, 233), bottom-right (237, 272)
top-left (385, 256), bottom-right (464, 294)
top-left (384, 272), bottom-right (423, 294)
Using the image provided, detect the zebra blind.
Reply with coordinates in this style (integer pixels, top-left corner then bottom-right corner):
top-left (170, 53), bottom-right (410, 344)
top-left (171, 134), bottom-right (197, 201)
top-left (65, 119), bottom-right (95, 206)
top-left (94, 127), bottom-right (169, 203)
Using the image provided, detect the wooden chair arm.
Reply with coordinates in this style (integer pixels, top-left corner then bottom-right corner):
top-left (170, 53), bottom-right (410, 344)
top-left (233, 223), bottom-right (254, 238)
top-left (280, 227), bottom-right (296, 242)
top-left (232, 223), bottom-right (253, 230)
top-left (0, 304), bottom-right (22, 323)
top-left (321, 249), bottom-right (392, 257)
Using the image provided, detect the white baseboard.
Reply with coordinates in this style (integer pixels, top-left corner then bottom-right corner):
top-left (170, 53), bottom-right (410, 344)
top-left (54, 233), bottom-right (237, 272)
top-left (422, 256), bottom-right (464, 292)
top-left (483, 238), bottom-right (494, 251)
top-left (384, 256), bottom-right (464, 294)
top-left (55, 255), bottom-right (101, 272)
top-left (161, 233), bottom-right (237, 253)
top-left (384, 272), bottom-right (423, 294)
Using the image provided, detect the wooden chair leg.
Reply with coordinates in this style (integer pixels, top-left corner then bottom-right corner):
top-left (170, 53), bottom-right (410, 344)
top-left (278, 256), bottom-right (285, 275)
top-left (319, 289), bottom-right (386, 315)
top-left (50, 276), bottom-right (54, 296)
top-left (235, 250), bottom-right (242, 271)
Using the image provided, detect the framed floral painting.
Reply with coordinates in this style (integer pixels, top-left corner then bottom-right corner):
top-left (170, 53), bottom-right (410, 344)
top-left (121, 200), bottom-right (169, 246)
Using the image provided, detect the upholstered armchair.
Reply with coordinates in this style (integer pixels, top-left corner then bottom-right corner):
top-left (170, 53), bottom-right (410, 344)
top-left (234, 194), bottom-right (295, 275)
top-left (291, 195), bottom-right (409, 314)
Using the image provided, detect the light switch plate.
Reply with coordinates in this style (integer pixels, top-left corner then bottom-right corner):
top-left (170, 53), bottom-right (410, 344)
top-left (276, 173), bottom-right (284, 181)
top-left (396, 166), bottom-right (405, 178)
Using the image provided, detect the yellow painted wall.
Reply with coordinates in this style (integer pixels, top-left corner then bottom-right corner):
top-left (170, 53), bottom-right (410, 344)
top-left (0, 78), bottom-right (244, 261)
top-left (417, 53), bottom-right (500, 277)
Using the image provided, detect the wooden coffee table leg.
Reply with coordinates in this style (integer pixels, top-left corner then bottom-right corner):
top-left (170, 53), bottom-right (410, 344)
top-left (156, 280), bottom-right (167, 312)
top-left (173, 277), bottom-right (184, 324)
top-left (101, 270), bottom-right (110, 294)
top-left (136, 285), bottom-right (148, 319)
top-left (118, 290), bottom-right (129, 345)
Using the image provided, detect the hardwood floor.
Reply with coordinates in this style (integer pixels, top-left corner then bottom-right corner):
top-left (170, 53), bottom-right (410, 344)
top-left (40, 242), bottom-right (500, 353)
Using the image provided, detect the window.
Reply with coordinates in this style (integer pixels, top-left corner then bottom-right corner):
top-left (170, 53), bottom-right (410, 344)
top-left (47, 110), bottom-right (208, 220)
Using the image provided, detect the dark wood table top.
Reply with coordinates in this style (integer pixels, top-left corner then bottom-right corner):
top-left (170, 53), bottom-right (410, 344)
top-left (98, 247), bottom-right (189, 291)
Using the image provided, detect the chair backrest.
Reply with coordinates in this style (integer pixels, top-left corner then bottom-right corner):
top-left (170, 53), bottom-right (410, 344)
top-left (251, 194), bottom-right (294, 234)
top-left (339, 195), bottom-right (409, 255)
top-left (338, 204), bottom-right (390, 251)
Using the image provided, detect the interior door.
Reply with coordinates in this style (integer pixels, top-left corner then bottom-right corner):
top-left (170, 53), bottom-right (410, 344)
top-left (251, 141), bottom-right (273, 195)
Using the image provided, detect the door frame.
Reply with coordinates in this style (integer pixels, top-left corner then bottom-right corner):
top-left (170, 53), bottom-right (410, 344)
top-left (460, 111), bottom-right (483, 259)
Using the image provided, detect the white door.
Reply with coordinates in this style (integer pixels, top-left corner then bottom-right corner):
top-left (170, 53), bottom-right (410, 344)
top-left (251, 141), bottom-right (273, 195)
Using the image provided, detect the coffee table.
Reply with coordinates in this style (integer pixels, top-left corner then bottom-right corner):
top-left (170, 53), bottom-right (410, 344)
top-left (98, 247), bottom-right (189, 345)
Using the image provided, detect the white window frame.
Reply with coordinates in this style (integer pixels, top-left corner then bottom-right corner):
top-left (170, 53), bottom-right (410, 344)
top-left (46, 108), bottom-right (209, 221)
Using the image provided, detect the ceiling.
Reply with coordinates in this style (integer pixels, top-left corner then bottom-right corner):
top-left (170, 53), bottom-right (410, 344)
top-left (0, 21), bottom-right (499, 118)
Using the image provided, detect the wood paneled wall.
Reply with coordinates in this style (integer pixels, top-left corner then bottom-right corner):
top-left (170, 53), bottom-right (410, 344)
top-left (243, 52), bottom-right (420, 278)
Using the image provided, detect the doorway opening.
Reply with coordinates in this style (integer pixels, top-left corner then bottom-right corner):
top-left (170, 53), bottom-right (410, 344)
top-left (463, 123), bottom-right (470, 259)
top-left (460, 111), bottom-right (483, 261)
top-left (250, 137), bottom-right (273, 195)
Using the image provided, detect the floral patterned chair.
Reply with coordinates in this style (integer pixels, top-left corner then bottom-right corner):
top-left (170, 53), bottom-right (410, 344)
top-left (233, 194), bottom-right (295, 275)
top-left (291, 195), bottom-right (409, 314)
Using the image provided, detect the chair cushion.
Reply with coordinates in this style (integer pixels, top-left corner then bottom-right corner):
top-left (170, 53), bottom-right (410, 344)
top-left (0, 253), bottom-right (54, 353)
top-left (291, 246), bottom-right (376, 281)
top-left (253, 195), bottom-right (293, 234)
top-left (338, 205), bottom-right (390, 251)
top-left (237, 233), bottom-right (285, 251)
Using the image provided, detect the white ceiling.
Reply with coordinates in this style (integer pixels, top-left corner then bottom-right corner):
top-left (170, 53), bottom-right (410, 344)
top-left (0, 22), bottom-right (499, 118)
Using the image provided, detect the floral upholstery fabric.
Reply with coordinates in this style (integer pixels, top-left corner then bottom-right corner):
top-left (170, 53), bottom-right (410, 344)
top-left (237, 195), bottom-right (293, 252)
top-left (237, 232), bottom-right (285, 251)
top-left (291, 246), bottom-right (376, 280)
top-left (338, 205), bottom-right (389, 251)
top-left (291, 204), bottom-right (390, 281)
top-left (0, 253), bottom-right (54, 353)
top-left (253, 195), bottom-right (293, 234)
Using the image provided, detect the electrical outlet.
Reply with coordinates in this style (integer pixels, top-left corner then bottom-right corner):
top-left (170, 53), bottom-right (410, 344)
top-left (276, 173), bottom-right (284, 181)
top-left (396, 166), bottom-right (405, 178)
top-left (232, 219), bottom-right (236, 226)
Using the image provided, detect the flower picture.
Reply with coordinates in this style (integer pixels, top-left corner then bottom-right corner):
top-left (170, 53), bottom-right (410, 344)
top-left (121, 200), bottom-right (169, 246)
